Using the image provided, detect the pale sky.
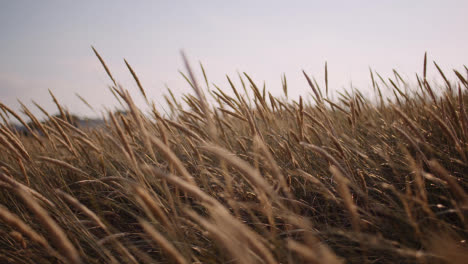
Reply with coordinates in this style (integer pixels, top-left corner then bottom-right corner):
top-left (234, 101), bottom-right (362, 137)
top-left (1, 0), bottom-right (467, 119)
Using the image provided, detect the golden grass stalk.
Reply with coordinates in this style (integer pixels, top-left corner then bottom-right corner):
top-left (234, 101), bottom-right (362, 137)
top-left (287, 239), bottom-right (319, 263)
top-left (50, 133), bottom-right (77, 155)
top-left (139, 219), bottom-right (188, 264)
top-left (19, 100), bottom-right (51, 140)
top-left (303, 70), bottom-right (322, 104)
top-left (212, 89), bottom-right (237, 111)
top-left (50, 117), bottom-right (78, 157)
top-left (181, 52), bottom-right (216, 139)
top-left (48, 89), bottom-right (67, 120)
top-left (73, 135), bottom-right (101, 153)
top-left (38, 156), bottom-right (89, 178)
top-left (134, 186), bottom-right (171, 229)
top-left (426, 108), bottom-right (466, 161)
top-left (0, 172), bottom-right (55, 208)
top-left (150, 137), bottom-right (196, 185)
top-left (301, 143), bottom-right (348, 178)
top-left (17, 189), bottom-right (82, 264)
top-left (226, 75), bottom-right (243, 106)
top-left (210, 205), bottom-right (277, 264)
top-left (0, 133), bottom-right (26, 161)
top-left (75, 93), bottom-right (95, 111)
top-left (295, 169), bottom-right (336, 201)
top-left (404, 151), bottom-right (431, 214)
top-left (428, 160), bottom-right (468, 208)
top-left (0, 103), bottom-right (42, 144)
top-left (56, 189), bottom-right (106, 231)
top-left (253, 136), bottom-right (290, 195)
top-left (124, 59), bottom-right (148, 103)
top-left (56, 190), bottom-right (139, 264)
top-left (330, 165), bottom-right (361, 232)
top-left (109, 112), bottom-right (136, 164)
top-left (287, 239), bottom-right (344, 264)
top-left (325, 61), bottom-right (329, 97)
top-left (393, 107), bottom-right (425, 141)
top-left (121, 89), bottom-right (157, 162)
top-left (54, 116), bottom-right (88, 138)
top-left (0, 204), bottom-right (51, 250)
top-left (147, 166), bottom-right (215, 205)
top-left (0, 109), bottom-right (10, 127)
top-left (218, 108), bottom-right (248, 122)
top-left (186, 209), bottom-right (259, 264)
top-left (92, 46), bottom-right (116, 86)
top-left (164, 118), bottom-right (204, 141)
top-left (389, 79), bottom-right (410, 102)
top-left (457, 86), bottom-right (468, 139)
top-left (201, 144), bottom-right (275, 198)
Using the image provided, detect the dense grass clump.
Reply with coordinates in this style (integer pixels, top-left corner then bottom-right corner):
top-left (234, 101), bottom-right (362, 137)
top-left (0, 51), bottom-right (467, 263)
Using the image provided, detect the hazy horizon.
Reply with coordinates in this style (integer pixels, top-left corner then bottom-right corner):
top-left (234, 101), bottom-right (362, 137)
top-left (1, 0), bottom-right (467, 119)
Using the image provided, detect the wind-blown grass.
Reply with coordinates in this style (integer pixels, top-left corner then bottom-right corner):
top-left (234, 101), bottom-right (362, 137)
top-left (0, 50), bottom-right (466, 263)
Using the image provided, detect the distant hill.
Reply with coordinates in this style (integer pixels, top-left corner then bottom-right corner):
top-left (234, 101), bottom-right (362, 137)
top-left (7, 115), bottom-right (105, 136)
top-left (75, 118), bottom-right (105, 129)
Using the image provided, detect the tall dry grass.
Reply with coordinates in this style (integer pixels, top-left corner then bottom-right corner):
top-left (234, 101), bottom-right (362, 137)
top-left (0, 50), bottom-right (466, 263)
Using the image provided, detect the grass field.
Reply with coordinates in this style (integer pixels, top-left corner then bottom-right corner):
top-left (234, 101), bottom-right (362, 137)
top-left (0, 51), bottom-right (466, 263)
